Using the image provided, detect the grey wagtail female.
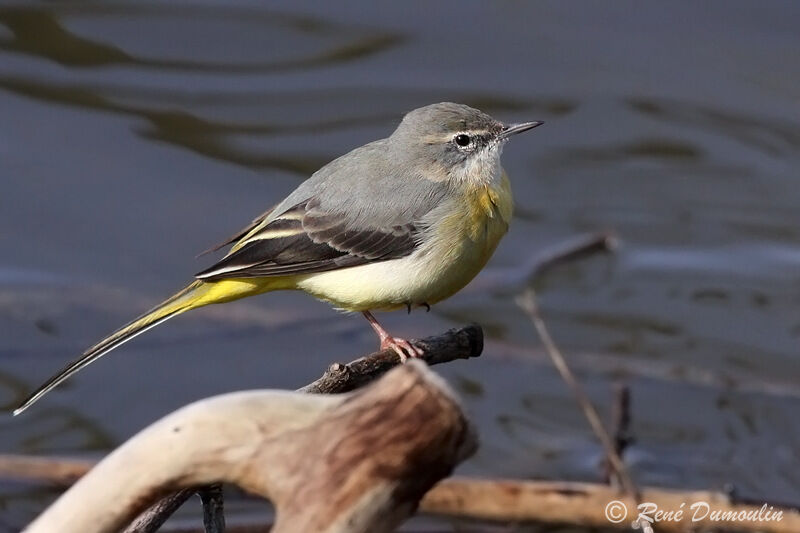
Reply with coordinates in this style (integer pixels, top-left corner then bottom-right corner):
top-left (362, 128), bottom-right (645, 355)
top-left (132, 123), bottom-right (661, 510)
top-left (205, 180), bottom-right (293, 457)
top-left (15, 102), bottom-right (542, 415)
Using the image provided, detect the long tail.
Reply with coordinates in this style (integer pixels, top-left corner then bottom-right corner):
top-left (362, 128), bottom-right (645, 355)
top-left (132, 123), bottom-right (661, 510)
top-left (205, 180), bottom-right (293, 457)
top-left (14, 279), bottom-right (265, 415)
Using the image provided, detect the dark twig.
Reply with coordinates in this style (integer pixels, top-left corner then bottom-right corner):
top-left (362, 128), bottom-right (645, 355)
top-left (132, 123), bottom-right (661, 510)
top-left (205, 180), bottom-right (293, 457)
top-left (124, 490), bottom-right (197, 533)
top-left (198, 484), bottom-right (225, 533)
top-left (602, 383), bottom-right (633, 486)
top-left (300, 324), bottom-right (483, 394)
top-left (525, 231), bottom-right (618, 283)
top-left (462, 231), bottom-right (617, 296)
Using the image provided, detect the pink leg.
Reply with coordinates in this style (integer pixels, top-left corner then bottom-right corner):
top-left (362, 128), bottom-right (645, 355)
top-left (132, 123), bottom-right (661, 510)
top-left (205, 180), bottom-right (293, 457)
top-left (362, 311), bottom-right (424, 362)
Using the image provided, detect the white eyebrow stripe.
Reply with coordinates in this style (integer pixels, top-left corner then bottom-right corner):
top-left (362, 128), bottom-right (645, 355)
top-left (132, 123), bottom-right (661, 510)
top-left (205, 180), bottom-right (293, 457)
top-left (421, 129), bottom-right (492, 144)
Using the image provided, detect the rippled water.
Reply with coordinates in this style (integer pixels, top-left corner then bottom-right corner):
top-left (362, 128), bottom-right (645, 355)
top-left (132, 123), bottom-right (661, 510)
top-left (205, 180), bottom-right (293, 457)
top-left (1, 1), bottom-right (800, 530)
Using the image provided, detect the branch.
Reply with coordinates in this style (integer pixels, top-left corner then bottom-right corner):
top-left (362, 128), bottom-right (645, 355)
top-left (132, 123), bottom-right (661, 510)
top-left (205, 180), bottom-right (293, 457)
top-left (463, 231), bottom-right (617, 295)
top-left (524, 231), bottom-right (618, 283)
top-left (300, 324), bottom-right (483, 394)
top-left (123, 490), bottom-right (197, 533)
top-left (198, 485), bottom-right (224, 533)
top-left (22, 362), bottom-right (476, 533)
top-left (0, 453), bottom-right (88, 485)
top-left (603, 383), bottom-right (633, 485)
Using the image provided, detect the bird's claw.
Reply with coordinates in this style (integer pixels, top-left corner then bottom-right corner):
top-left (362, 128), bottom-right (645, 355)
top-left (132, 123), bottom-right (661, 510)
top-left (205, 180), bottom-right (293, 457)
top-left (381, 337), bottom-right (424, 362)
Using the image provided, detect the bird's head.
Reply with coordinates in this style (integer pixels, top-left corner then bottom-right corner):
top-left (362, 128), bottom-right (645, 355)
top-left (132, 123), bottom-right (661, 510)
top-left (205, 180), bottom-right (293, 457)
top-left (391, 102), bottom-right (543, 185)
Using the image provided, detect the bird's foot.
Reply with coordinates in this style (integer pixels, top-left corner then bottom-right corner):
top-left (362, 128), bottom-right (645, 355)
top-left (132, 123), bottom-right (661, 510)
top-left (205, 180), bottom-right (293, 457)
top-left (380, 336), bottom-right (424, 363)
top-left (362, 310), bottom-right (423, 362)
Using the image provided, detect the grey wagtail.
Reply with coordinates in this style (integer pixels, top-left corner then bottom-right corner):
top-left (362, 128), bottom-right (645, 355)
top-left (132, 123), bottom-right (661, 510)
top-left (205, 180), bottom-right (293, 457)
top-left (14, 102), bottom-right (542, 415)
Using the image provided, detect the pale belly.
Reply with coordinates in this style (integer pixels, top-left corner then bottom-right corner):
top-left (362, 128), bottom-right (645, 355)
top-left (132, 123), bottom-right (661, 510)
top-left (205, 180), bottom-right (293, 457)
top-left (295, 235), bottom-right (502, 311)
top-left (296, 178), bottom-right (513, 312)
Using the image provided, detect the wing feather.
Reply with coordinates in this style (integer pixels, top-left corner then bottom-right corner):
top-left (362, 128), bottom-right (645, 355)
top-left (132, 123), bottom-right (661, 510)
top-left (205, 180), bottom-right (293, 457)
top-left (195, 199), bottom-right (419, 281)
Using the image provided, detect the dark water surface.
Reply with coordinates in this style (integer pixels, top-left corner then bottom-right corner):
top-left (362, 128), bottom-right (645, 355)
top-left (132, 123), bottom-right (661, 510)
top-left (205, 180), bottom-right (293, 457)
top-left (2, 1), bottom-right (800, 530)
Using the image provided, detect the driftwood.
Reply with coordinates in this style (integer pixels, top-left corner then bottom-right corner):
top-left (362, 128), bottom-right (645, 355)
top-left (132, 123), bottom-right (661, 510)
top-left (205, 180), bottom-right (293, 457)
top-left (117, 325), bottom-right (482, 533)
top-left (21, 361), bottom-right (476, 533)
top-left (5, 456), bottom-right (799, 533)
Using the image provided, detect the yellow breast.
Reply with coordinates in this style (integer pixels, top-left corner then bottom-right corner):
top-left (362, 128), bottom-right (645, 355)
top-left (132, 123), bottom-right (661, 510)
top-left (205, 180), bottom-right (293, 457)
top-left (434, 172), bottom-right (513, 277)
top-left (466, 173), bottom-right (514, 243)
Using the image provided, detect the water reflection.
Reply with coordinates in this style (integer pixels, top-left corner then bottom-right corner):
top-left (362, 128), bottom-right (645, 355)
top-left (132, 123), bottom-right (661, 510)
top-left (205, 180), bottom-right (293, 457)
top-left (0, 389), bottom-right (114, 453)
top-left (9, 409), bottom-right (114, 454)
top-left (0, 5), bottom-right (403, 72)
top-left (628, 98), bottom-right (800, 156)
top-left (0, 485), bottom-right (63, 533)
top-left (548, 138), bottom-right (702, 165)
top-left (0, 72), bottom-right (573, 175)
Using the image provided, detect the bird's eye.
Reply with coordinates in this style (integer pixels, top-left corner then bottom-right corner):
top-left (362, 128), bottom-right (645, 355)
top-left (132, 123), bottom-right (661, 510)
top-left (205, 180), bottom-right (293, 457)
top-left (454, 134), bottom-right (471, 147)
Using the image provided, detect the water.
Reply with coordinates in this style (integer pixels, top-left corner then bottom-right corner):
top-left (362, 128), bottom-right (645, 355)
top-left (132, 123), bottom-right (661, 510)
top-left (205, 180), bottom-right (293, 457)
top-left (1, 1), bottom-right (800, 530)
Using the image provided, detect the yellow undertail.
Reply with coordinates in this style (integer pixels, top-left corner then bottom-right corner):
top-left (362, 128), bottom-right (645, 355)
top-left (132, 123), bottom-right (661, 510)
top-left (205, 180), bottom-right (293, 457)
top-left (14, 278), bottom-right (281, 415)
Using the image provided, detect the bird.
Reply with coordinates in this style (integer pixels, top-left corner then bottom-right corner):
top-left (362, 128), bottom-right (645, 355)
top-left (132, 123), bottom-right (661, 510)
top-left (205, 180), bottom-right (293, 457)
top-left (14, 102), bottom-right (542, 415)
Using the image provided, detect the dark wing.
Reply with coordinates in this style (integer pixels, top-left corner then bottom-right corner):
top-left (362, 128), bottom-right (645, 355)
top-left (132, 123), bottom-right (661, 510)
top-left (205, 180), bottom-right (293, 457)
top-left (194, 199), bottom-right (419, 281)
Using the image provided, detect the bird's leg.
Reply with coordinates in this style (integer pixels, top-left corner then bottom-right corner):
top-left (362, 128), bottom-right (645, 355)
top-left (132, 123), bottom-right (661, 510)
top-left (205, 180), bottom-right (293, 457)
top-left (362, 311), bottom-right (424, 362)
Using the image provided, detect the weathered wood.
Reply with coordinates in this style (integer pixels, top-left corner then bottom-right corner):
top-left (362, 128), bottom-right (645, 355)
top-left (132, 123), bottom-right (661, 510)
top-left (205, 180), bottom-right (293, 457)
top-left (0, 453), bottom-right (88, 485)
top-left (118, 324), bottom-right (482, 532)
top-left (22, 362), bottom-right (476, 533)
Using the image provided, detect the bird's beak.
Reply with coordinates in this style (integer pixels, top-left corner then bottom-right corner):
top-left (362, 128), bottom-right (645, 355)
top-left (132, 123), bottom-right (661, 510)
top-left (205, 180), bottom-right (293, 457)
top-left (499, 121), bottom-right (544, 139)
